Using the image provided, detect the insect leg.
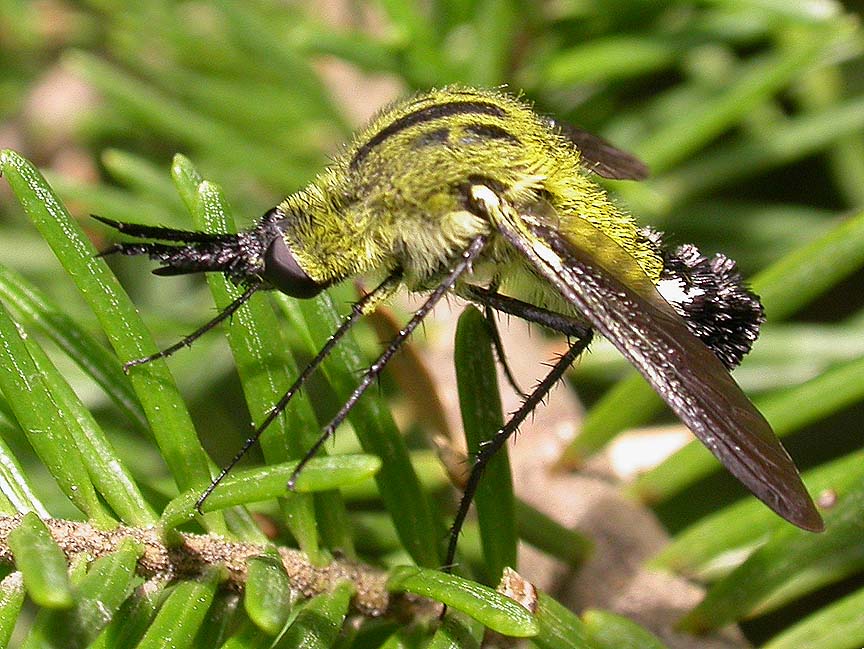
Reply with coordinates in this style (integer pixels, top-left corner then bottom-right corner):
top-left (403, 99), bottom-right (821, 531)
top-left (445, 334), bottom-right (591, 572)
top-left (446, 284), bottom-right (593, 571)
top-left (285, 235), bottom-right (489, 490)
top-left (195, 271), bottom-right (402, 512)
top-left (124, 283), bottom-right (261, 370)
top-left (464, 285), bottom-right (589, 337)
top-left (481, 289), bottom-right (526, 398)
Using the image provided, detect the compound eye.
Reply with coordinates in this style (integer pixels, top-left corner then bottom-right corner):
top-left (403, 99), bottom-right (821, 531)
top-left (262, 236), bottom-right (325, 298)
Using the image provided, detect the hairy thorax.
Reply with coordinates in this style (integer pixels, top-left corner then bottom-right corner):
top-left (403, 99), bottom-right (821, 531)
top-left (280, 86), bottom-right (659, 294)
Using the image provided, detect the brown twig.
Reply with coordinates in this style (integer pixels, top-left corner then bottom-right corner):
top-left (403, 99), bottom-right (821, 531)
top-left (0, 514), bottom-right (394, 616)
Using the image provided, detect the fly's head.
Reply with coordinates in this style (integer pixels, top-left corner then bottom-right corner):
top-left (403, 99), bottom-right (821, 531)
top-left (94, 209), bottom-right (327, 299)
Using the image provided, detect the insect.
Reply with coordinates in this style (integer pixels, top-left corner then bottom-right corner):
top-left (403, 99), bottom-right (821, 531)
top-left (97, 86), bottom-right (823, 568)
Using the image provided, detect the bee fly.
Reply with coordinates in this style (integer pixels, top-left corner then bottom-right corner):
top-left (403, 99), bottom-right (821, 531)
top-left (97, 86), bottom-right (823, 568)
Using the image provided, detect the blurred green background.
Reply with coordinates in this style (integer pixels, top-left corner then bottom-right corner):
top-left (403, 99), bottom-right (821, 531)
top-left (2, 1), bottom-right (864, 648)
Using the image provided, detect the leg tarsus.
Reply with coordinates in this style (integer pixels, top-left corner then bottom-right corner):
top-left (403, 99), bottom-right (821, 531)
top-left (195, 271), bottom-right (403, 510)
top-left (482, 306), bottom-right (527, 398)
top-left (124, 283), bottom-right (261, 371)
top-left (444, 333), bottom-right (592, 573)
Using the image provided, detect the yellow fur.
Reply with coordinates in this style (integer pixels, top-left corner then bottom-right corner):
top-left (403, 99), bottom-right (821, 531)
top-left (277, 86), bottom-right (661, 294)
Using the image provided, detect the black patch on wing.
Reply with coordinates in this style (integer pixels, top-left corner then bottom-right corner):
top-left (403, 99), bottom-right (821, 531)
top-left (552, 120), bottom-right (649, 180)
top-left (497, 213), bottom-right (821, 531)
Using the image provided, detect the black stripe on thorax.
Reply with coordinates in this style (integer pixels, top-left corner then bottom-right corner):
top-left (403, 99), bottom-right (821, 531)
top-left (350, 100), bottom-right (507, 169)
top-left (412, 127), bottom-right (450, 148)
top-left (460, 123), bottom-right (520, 145)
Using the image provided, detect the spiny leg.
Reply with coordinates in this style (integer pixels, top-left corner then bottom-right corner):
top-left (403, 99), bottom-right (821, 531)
top-left (445, 287), bottom-right (593, 571)
top-left (194, 272), bottom-right (402, 512)
top-left (482, 304), bottom-right (526, 398)
top-left (478, 278), bottom-right (525, 397)
top-left (465, 285), bottom-right (589, 337)
top-left (445, 333), bottom-right (591, 572)
top-left (285, 235), bottom-right (489, 490)
top-left (124, 283), bottom-right (261, 370)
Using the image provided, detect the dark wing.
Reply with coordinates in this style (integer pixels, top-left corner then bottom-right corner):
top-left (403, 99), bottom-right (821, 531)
top-left (498, 202), bottom-right (822, 532)
top-left (553, 121), bottom-right (649, 180)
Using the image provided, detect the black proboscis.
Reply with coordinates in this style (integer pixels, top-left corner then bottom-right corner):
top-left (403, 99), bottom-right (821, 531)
top-left (92, 214), bottom-right (238, 243)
